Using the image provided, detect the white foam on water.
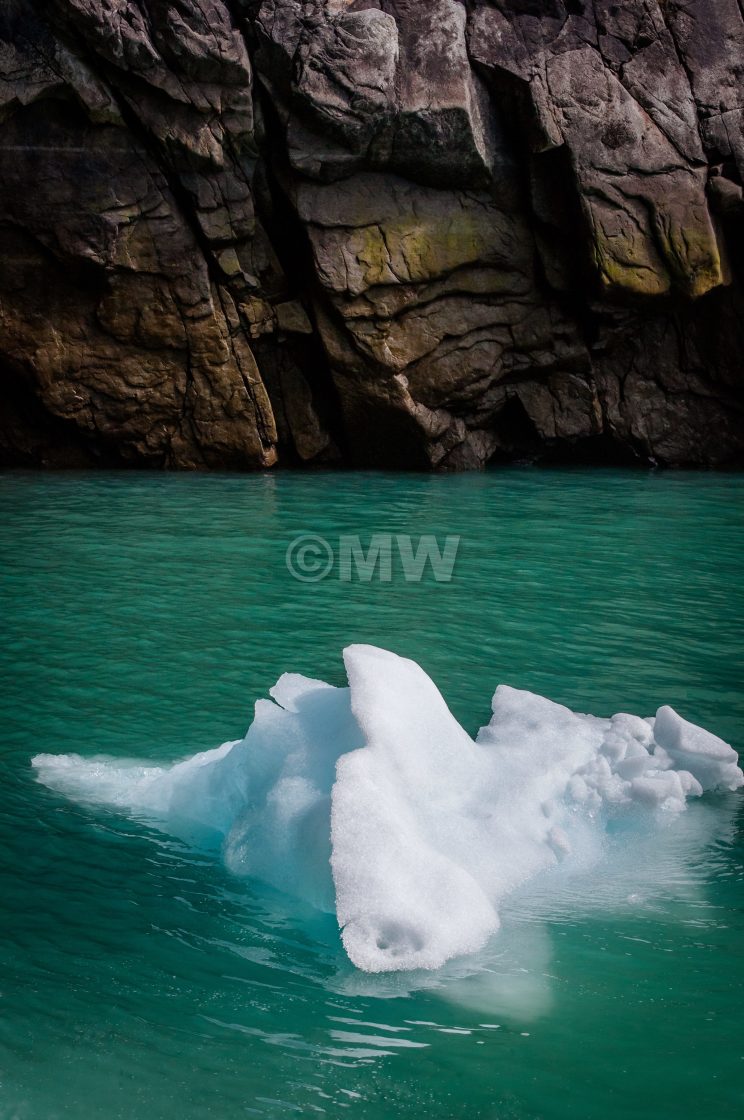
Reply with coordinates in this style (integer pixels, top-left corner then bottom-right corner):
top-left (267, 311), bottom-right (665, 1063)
top-left (32, 645), bottom-right (743, 974)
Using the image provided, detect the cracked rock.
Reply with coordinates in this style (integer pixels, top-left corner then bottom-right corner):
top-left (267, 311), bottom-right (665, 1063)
top-left (1, 0), bottom-right (742, 469)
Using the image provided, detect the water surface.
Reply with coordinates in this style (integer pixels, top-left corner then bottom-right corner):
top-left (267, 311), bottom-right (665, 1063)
top-left (1, 469), bottom-right (743, 1119)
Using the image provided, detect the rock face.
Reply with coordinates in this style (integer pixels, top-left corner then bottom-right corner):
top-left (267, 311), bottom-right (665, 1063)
top-left (1, 0), bottom-right (742, 469)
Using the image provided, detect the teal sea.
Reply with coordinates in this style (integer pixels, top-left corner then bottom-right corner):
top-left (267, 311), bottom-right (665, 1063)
top-left (1, 468), bottom-right (743, 1120)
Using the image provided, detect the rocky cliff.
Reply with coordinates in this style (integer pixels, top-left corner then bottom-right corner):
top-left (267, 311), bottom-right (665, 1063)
top-left (1, 0), bottom-right (743, 469)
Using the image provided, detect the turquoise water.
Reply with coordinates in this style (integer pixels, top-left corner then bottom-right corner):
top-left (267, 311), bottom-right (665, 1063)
top-left (1, 468), bottom-right (743, 1120)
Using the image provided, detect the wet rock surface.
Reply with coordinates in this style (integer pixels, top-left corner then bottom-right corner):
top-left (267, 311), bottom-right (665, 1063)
top-left (1, 0), bottom-right (743, 469)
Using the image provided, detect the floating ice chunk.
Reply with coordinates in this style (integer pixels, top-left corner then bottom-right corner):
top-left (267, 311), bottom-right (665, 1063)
top-left (31, 645), bottom-right (743, 974)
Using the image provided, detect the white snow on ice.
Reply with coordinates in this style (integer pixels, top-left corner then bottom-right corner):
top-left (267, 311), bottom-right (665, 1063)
top-left (32, 646), bottom-right (743, 973)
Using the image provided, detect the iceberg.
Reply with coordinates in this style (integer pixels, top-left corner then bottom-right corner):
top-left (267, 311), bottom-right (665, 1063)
top-left (32, 646), bottom-right (743, 973)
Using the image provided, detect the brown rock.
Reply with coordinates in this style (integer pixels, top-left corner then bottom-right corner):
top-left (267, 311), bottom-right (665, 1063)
top-left (0, 0), bottom-right (742, 470)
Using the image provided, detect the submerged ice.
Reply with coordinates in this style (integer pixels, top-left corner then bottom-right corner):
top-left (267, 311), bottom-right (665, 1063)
top-left (33, 646), bottom-right (743, 973)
